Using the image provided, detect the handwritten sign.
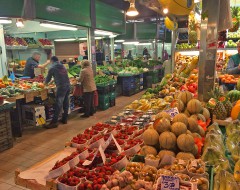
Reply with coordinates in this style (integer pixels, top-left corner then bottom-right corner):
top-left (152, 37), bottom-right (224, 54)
top-left (164, 108), bottom-right (179, 119)
top-left (159, 176), bottom-right (179, 190)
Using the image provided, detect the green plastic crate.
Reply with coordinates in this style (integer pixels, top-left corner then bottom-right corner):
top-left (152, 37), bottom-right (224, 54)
top-left (109, 92), bottom-right (116, 99)
top-left (98, 102), bottom-right (109, 110)
top-left (98, 94), bottom-right (110, 104)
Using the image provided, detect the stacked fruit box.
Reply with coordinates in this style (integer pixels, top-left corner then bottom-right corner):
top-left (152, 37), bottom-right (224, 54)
top-left (0, 110), bottom-right (13, 152)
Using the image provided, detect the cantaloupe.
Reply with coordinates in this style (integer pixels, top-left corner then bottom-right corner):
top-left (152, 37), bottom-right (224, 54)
top-left (177, 134), bottom-right (195, 152)
top-left (198, 125), bottom-right (205, 137)
top-left (187, 118), bottom-right (199, 133)
top-left (172, 113), bottom-right (188, 126)
top-left (202, 108), bottom-right (210, 120)
top-left (186, 130), bottom-right (192, 136)
top-left (158, 150), bottom-right (175, 161)
top-left (190, 114), bottom-right (206, 122)
top-left (143, 127), bottom-right (159, 146)
top-left (140, 145), bottom-right (158, 156)
top-left (159, 131), bottom-right (177, 150)
top-left (172, 100), bottom-right (185, 112)
top-left (192, 132), bottom-right (201, 138)
top-left (178, 91), bottom-right (193, 105)
top-left (191, 144), bottom-right (198, 156)
top-left (176, 152), bottom-right (195, 160)
top-left (187, 99), bottom-right (203, 114)
top-left (154, 118), bottom-right (171, 134)
top-left (184, 109), bottom-right (191, 117)
top-left (171, 122), bottom-right (187, 136)
top-left (155, 112), bottom-right (171, 121)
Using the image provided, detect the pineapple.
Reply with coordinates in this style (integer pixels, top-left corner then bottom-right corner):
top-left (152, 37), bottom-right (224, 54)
top-left (213, 101), bottom-right (227, 120)
top-left (229, 7), bottom-right (240, 32)
top-left (209, 87), bottom-right (233, 118)
top-left (188, 11), bottom-right (197, 44)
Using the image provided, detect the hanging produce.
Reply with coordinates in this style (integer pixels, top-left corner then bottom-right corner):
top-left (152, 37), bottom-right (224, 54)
top-left (158, 0), bottom-right (194, 15)
top-left (164, 16), bottom-right (178, 31)
top-left (229, 6), bottom-right (240, 32)
top-left (188, 11), bottom-right (198, 44)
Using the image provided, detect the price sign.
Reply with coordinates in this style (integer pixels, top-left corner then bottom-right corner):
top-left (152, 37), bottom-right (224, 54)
top-left (164, 108), bottom-right (179, 119)
top-left (159, 176), bottom-right (179, 190)
top-left (25, 92), bottom-right (35, 103)
top-left (40, 89), bottom-right (48, 100)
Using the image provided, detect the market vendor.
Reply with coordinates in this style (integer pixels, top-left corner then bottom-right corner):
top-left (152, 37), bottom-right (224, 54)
top-left (23, 52), bottom-right (50, 78)
top-left (44, 56), bottom-right (70, 129)
top-left (226, 43), bottom-right (240, 74)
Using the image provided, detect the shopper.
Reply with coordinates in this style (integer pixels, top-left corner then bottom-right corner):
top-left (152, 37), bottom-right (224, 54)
top-left (61, 59), bottom-right (67, 64)
top-left (23, 52), bottom-right (50, 78)
top-left (127, 50), bottom-right (133, 60)
top-left (163, 55), bottom-right (172, 76)
top-left (45, 56), bottom-right (70, 129)
top-left (78, 60), bottom-right (97, 118)
top-left (226, 43), bottom-right (240, 74)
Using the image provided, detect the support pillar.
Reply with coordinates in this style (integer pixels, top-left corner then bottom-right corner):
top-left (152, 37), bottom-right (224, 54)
top-left (110, 38), bottom-right (114, 63)
top-left (88, 0), bottom-right (96, 75)
top-left (198, 0), bottom-right (220, 102)
top-left (0, 25), bottom-right (8, 77)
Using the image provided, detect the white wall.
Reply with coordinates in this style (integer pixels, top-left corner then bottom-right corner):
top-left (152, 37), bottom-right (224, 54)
top-left (0, 25), bottom-right (8, 77)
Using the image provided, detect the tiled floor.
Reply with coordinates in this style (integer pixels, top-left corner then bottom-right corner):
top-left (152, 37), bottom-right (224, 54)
top-left (0, 92), bottom-right (144, 190)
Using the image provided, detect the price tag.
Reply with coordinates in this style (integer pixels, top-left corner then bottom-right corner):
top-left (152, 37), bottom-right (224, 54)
top-left (159, 176), bottom-right (180, 190)
top-left (40, 89), bottom-right (48, 100)
top-left (164, 108), bottom-right (179, 119)
top-left (98, 145), bottom-right (106, 164)
top-left (25, 92), bottom-right (35, 103)
top-left (111, 134), bottom-right (122, 153)
top-left (83, 149), bottom-right (98, 166)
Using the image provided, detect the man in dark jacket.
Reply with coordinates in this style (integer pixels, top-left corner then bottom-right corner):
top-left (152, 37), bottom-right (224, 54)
top-left (45, 56), bottom-right (70, 129)
top-left (23, 52), bottom-right (50, 78)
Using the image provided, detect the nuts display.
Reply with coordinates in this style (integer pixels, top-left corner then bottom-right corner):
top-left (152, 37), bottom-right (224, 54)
top-left (191, 177), bottom-right (209, 190)
top-left (171, 159), bottom-right (187, 172)
top-left (126, 162), bottom-right (144, 179)
top-left (187, 159), bottom-right (205, 174)
top-left (139, 165), bottom-right (157, 182)
top-left (174, 173), bottom-right (191, 181)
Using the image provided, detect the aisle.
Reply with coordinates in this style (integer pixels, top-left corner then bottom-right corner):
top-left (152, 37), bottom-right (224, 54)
top-left (0, 92), bottom-right (144, 190)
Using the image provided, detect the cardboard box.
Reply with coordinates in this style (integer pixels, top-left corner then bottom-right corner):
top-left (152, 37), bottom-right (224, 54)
top-left (22, 105), bottom-right (46, 127)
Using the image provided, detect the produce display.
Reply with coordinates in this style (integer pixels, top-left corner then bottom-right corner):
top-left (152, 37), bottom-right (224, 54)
top-left (4, 36), bottom-right (28, 48)
top-left (38, 38), bottom-right (53, 47)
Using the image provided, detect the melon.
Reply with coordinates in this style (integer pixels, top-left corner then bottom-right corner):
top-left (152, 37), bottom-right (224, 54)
top-left (191, 144), bottom-right (198, 156)
top-left (171, 122), bottom-right (187, 136)
top-left (190, 114), bottom-right (206, 122)
top-left (143, 127), bottom-right (159, 146)
top-left (172, 100), bottom-right (185, 112)
top-left (176, 152), bottom-right (195, 160)
top-left (187, 118), bottom-right (199, 133)
top-left (187, 99), bottom-right (203, 114)
top-left (140, 145), bottom-right (158, 156)
top-left (155, 112), bottom-right (171, 121)
top-left (184, 109), bottom-right (191, 117)
top-left (177, 134), bottom-right (195, 152)
top-left (198, 125), bottom-right (205, 137)
top-left (172, 113), bottom-right (188, 126)
top-left (158, 150), bottom-right (175, 161)
top-left (186, 130), bottom-right (192, 136)
top-left (192, 132), bottom-right (201, 138)
top-left (178, 91), bottom-right (193, 105)
top-left (159, 131), bottom-right (177, 150)
top-left (154, 118), bottom-right (171, 134)
top-left (202, 108), bottom-right (210, 120)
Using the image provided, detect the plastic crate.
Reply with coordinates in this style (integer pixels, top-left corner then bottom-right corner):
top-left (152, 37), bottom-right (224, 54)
top-left (98, 94), bottom-right (110, 104)
top-left (109, 83), bottom-right (116, 92)
top-left (109, 92), bottom-right (116, 99)
top-left (122, 76), bottom-right (135, 83)
top-left (109, 98), bottom-right (116, 107)
top-left (98, 102), bottom-right (110, 110)
top-left (122, 89), bottom-right (136, 96)
top-left (0, 127), bottom-right (12, 141)
top-left (97, 85), bottom-right (110, 94)
top-left (0, 137), bottom-right (13, 152)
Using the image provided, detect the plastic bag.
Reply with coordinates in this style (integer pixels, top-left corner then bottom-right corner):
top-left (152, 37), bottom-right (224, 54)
top-left (203, 134), bottom-right (225, 152)
top-left (207, 122), bottom-right (223, 137)
top-left (226, 131), bottom-right (240, 152)
top-left (226, 121), bottom-right (240, 137)
top-left (201, 146), bottom-right (225, 166)
top-left (214, 170), bottom-right (239, 190)
top-left (231, 143), bottom-right (240, 162)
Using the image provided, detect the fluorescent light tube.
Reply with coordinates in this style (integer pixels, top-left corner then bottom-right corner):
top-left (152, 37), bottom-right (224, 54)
top-left (115, 40), bottom-right (125, 43)
top-left (40, 23), bottom-right (78, 31)
top-left (54, 38), bottom-right (76, 42)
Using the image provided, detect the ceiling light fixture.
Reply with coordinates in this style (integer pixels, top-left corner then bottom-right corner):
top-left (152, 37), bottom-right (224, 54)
top-left (95, 30), bottom-right (113, 36)
top-left (0, 18), bottom-right (12, 24)
top-left (109, 35), bottom-right (118, 38)
top-left (135, 43), bottom-right (152, 46)
top-left (115, 40), bottom-right (125, 43)
top-left (126, 0), bottom-right (139, 17)
top-left (54, 38), bottom-right (76, 42)
top-left (16, 19), bottom-right (24, 28)
top-left (163, 8), bottom-right (169, 14)
top-left (40, 22), bottom-right (78, 31)
top-left (123, 41), bottom-right (139, 45)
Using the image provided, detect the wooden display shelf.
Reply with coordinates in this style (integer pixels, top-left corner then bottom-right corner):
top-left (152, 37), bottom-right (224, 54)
top-left (212, 115), bottom-right (233, 127)
top-left (5, 94), bottom-right (25, 102)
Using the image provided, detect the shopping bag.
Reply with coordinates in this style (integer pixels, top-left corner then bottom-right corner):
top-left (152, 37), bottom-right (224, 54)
top-left (73, 84), bottom-right (83, 96)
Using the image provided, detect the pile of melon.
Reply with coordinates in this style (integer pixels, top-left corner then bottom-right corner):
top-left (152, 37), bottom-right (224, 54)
top-left (140, 91), bottom-right (210, 160)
